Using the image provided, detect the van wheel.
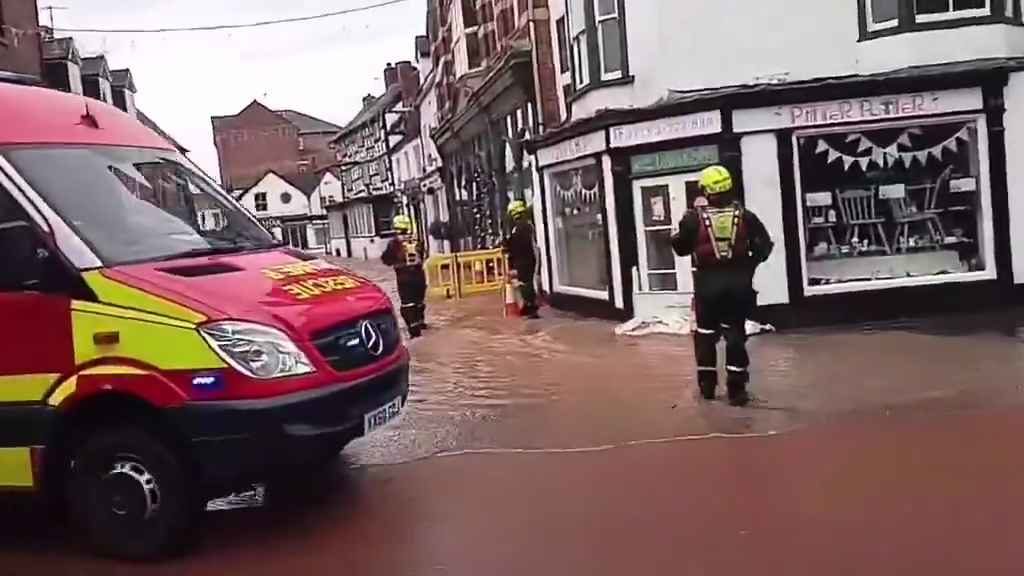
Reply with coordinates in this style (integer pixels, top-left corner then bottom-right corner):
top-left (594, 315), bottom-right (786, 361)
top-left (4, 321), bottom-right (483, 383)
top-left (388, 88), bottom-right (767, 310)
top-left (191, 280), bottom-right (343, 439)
top-left (68, 427), bottom-right (195, 560)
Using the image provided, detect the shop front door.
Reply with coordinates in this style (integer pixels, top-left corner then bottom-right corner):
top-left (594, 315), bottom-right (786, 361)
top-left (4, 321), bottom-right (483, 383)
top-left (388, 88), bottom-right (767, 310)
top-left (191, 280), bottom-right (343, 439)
top-left (632, 172), bottom-right (703, 317)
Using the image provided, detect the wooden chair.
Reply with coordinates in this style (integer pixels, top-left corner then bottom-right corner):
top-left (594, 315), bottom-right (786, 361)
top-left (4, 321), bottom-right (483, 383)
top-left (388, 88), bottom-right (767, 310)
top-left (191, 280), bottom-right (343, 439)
top-left (889, 167), bottom-right (950, 252)
top-left (838, 188), bottom-right (892, 255)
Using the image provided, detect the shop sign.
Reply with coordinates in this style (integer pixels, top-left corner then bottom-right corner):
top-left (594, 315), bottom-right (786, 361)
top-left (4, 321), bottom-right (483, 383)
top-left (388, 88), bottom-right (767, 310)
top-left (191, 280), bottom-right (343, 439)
top-left (733, 88), bottom-right (983, 133)
top-left (536, 131), bottom-right (607, 168)
top-left (630, 145), bottom-right (719, 176)
top-left (609, 111), bottom-right (722, 148)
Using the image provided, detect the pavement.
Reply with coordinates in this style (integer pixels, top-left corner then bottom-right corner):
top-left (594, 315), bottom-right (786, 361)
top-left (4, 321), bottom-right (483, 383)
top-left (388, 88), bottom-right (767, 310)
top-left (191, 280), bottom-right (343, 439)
top-left (3, 258), bottom-right (1024, 574)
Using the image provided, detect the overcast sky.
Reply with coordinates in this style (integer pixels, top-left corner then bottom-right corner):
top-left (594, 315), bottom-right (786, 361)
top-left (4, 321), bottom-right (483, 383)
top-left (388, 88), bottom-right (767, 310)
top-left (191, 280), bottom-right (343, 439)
top-left (48, 0), bottom-right (426, 179)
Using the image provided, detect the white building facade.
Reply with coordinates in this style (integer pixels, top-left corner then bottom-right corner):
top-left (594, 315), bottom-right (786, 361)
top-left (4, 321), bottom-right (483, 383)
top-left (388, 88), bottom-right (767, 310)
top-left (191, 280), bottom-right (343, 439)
top-left (531, 0), bottom-right (1024, 326)
top-left (237, 171), bottom-right (329, 253)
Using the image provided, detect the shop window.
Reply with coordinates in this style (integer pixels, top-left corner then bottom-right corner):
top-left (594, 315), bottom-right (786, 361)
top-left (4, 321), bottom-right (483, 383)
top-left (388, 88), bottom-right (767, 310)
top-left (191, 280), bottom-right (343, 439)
top-left (346, 203), bottom-right (375, 237)
top-left (254, 192), bottom-right (268, 213)
top-left (795, 118), bottom-right (992, 293)
top-left (861, 0), bottom-right (1019, 37)
top-left (313, 225), bottom-right (328, 247)
top-left (547, 160), bottom-right (610, 295)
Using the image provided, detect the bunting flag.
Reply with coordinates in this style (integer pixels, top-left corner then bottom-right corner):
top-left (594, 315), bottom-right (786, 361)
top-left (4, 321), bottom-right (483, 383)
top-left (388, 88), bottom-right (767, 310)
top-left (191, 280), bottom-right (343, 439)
top-left (872, 148), bottom-right (886, 166)
top-left (811, 125), bottom-right (970, 173)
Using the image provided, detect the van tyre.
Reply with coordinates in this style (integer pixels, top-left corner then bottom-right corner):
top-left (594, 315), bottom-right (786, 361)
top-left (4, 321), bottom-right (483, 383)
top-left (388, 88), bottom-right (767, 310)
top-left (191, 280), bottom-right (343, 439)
top-left (68, 427), bottom-right (196, 561)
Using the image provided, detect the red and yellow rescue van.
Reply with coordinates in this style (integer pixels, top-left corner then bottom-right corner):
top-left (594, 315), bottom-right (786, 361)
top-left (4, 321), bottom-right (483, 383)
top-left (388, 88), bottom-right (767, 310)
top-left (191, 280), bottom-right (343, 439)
top-left (0, 82), bottom-right (409, 558)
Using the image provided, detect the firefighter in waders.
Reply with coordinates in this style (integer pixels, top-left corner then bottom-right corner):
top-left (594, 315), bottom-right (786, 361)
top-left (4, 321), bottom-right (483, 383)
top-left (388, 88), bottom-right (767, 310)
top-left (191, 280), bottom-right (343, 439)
top-left (382, 214), bottom-right (428, 337)
top-left (672, 165), bottom-right (774, 406)
top-left (502, 200), bottom-right (540, 318)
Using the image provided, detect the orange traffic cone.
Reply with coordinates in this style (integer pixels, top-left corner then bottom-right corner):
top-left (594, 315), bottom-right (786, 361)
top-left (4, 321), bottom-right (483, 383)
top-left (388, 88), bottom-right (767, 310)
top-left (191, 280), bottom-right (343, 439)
top-left (503, 280), bottom-right (521, 318)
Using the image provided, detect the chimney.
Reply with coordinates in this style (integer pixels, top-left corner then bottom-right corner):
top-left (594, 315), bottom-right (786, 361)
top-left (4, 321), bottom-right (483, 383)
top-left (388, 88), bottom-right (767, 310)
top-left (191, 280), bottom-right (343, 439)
top-left (396, 61), bottom-right (420, 106)
top-left (363, 93), bottom-right (377, 107)
top-left (383, 63), bottom-right (399, 90)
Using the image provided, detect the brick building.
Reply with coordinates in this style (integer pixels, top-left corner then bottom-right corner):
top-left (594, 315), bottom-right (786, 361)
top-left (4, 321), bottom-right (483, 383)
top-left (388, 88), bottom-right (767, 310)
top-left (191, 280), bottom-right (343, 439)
top-left (327, 62), bottom-right (420, 260)
top-left (211, 102), bottom-right (341, 193)
top-left (0, 0), bottom-right (43, 81)
top-left (429, 0), bottom-right (560, 251)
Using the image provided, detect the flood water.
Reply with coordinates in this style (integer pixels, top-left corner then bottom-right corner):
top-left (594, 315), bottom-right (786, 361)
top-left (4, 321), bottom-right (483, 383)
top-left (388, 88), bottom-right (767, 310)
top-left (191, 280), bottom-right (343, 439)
top-left (347, 259), bottom-right (1024, 466)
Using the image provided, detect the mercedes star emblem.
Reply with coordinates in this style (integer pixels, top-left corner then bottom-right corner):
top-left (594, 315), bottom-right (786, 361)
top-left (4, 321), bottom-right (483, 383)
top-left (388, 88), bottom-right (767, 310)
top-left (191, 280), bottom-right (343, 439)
top-left (359, 320), bottom-right (385, 357)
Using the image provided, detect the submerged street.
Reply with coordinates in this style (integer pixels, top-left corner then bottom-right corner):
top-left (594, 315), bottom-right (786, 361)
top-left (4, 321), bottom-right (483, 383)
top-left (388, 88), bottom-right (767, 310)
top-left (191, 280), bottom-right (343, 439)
top-left (3, 259), bottom-right (1024, 574)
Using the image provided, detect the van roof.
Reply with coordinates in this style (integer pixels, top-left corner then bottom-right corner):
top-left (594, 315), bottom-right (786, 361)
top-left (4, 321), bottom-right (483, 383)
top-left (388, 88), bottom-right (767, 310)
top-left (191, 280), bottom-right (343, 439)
top-left (0, 83), bottom-right (174, 151)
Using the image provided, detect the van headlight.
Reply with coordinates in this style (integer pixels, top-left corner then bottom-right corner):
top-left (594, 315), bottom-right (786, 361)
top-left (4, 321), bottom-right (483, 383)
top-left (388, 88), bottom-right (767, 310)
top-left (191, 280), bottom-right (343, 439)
top-left (200, 321), bottom-right (314, 379)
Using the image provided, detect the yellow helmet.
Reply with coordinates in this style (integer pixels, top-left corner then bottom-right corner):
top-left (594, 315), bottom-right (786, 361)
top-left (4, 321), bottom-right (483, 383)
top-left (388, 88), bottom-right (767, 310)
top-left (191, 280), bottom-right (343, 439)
top-left (393, 214), bottom-right (412, 232)
top-left (699, 165), bottom-right (733, 195)
top-left (508, 200), bottom-right (528, 219)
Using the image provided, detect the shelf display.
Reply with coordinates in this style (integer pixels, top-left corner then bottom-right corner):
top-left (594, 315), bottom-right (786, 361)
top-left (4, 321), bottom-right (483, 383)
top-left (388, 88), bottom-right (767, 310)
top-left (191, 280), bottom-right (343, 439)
top-left (797, 119), bottom-right (987, 287)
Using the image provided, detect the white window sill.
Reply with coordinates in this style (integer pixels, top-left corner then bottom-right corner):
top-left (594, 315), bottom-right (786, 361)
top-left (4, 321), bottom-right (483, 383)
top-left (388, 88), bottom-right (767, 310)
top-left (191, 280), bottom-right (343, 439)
top-left (804, 269), bottom-right (996, 296)
top-left (554, 284), bottom-right (610, 301)
top-left (915, 8), bottom-right (992, 23)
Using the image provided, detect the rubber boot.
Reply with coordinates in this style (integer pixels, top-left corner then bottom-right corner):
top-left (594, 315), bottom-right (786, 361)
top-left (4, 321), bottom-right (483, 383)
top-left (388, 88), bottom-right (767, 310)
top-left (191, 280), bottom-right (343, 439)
top-left (697, 371), bottom-right (718, 401)
top-left (726, 374), bottom-right (750, 407)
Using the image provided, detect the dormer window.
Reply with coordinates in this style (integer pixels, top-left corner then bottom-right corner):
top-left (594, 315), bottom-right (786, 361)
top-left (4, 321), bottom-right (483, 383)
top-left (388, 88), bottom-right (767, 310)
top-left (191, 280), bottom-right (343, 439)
top-left (861, 0), bottom-right (1020, 38)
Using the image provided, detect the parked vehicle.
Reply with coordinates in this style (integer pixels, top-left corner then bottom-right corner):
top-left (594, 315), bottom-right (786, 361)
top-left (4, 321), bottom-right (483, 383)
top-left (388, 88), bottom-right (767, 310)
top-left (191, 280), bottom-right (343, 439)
top-left (0, 82), bottom-right (409, 559)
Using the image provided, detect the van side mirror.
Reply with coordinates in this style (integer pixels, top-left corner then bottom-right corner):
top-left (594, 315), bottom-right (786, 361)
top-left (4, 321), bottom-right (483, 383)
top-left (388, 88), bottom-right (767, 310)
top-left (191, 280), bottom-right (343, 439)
top-left (0, 221), bottom-right (50, 291)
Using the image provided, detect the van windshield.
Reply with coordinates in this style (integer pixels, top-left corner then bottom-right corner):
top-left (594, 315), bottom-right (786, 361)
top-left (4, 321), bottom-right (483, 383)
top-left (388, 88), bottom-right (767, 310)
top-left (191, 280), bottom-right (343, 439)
top-left (1, 146), bottom-right (277, 266)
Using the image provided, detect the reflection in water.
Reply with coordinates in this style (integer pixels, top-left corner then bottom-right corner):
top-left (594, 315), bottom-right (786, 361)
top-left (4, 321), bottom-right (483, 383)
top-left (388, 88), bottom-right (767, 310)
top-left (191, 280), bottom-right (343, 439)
top-left (340, 260), bottom-right (1024, 468)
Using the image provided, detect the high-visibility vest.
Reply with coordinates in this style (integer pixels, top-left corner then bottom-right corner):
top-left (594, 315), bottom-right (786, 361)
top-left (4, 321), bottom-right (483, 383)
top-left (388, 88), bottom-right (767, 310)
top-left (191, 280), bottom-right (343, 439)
top-left (695, 205), bottom-right (747, 265)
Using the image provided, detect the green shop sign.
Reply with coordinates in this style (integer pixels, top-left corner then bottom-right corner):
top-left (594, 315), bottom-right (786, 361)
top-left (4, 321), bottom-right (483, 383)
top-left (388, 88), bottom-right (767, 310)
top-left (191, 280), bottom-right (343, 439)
top-left (630, 145), bottom-right (719, 176)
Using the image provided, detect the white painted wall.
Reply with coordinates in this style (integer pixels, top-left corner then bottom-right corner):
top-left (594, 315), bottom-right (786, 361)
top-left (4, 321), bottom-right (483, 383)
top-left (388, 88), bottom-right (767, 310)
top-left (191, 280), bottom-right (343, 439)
top-left (1004, 71), bottom-right (1024, 284)
top-left (238, 172), bottom-right (310, 219)
top-left (418, 78), bottom-right (443, 174)
top-left (315, 172), bottom-right (343, 210)
top-left (740, 134), bottom-right (790, 306)
top-left (548, 0), bottom-right (1024, 121)
top-left (329, 236), bottom-right (387, 261)
top-left (602, 153), bottom-right (624, 310)
top-left (531, 164), bottom-right (551, 294)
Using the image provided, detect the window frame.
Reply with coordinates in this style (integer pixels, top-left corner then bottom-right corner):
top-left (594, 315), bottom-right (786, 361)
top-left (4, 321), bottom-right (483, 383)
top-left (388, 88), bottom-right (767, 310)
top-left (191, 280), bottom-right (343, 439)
top-left (594, 0), bottom-right (623, 81)
top-left (543, 156), bottom-right (612, 301)
top-left (564, 0), bottom-right (632, 100)
top-left (556, 16), bottom-right (571, 75)
top-left (254, 191), bottom-right (268, 213)
top-left (915, 0), bottom-right (991, 23)
top-left (791, 114), bottom-right (997, 296)
top-left (859, 0), bottom-right (1021, 39)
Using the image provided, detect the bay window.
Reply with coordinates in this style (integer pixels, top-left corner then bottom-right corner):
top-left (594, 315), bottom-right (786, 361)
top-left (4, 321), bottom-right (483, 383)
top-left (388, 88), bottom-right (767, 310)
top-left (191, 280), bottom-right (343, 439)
top-left (566, 0), bottom-right (628, 93)
top-left (861, 0), bottom-right (1020, 37)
